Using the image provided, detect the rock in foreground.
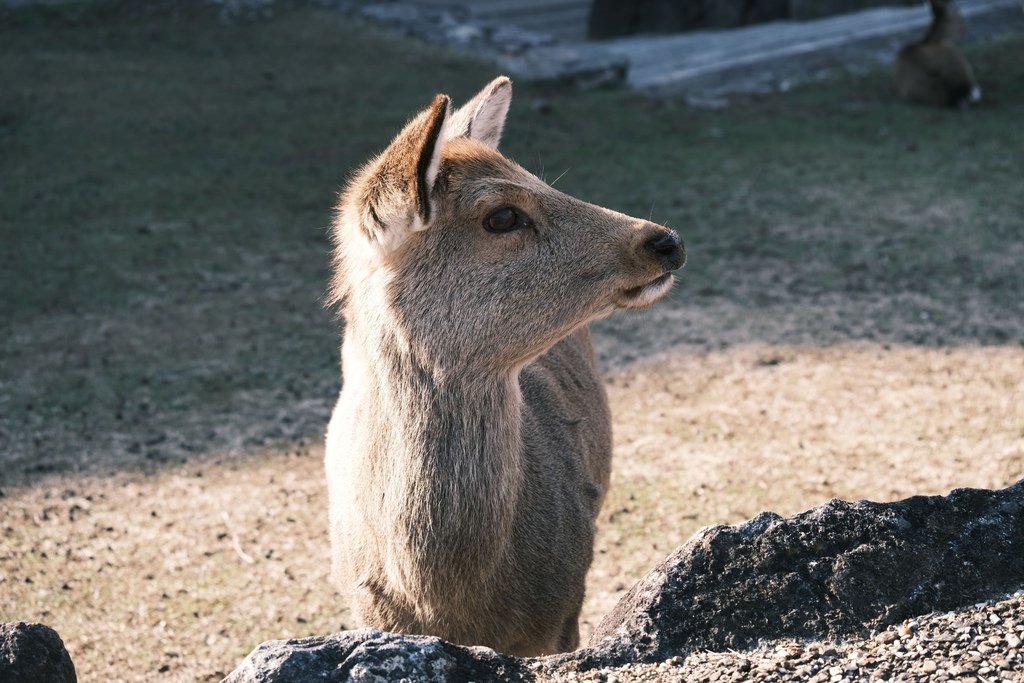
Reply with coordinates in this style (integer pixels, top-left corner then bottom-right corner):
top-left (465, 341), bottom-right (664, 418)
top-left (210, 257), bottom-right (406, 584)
top-left (223, 480), bottom-right (1024, 681)
top-left (0, 622), bottom-right (77, 683)
top-left (220, 629), bottom-right (528, 683)
top-left (586, 480), bottom-right (1024, 666)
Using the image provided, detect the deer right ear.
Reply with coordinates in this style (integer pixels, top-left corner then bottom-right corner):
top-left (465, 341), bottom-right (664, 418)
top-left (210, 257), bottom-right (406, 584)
top-left (447, 76), bottom-right (512, 149)
top-left (357, 94), bottom-right (451, 252)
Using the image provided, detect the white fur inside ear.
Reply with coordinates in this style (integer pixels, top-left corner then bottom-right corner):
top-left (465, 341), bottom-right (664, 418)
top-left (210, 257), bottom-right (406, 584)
top-left (414, 81), bottom-right (512, 227)
top-left (468, 78), bottom-right (511, 147)
top-left (422, 143), bottom-right (444, 200)
top-left (450, 76), bottom-right (512, 149)
top-left (422, 100), bottom-right (454, 205)
top-left (411, 211), bottom-right (430, 233)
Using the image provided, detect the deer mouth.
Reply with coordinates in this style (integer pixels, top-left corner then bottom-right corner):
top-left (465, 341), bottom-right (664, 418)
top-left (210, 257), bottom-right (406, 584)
top-left (617, 273), bottom-right (674, 309)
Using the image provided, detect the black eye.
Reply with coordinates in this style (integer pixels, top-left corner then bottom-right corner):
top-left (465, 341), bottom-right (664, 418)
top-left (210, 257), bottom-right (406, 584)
top-left (484, 207), bottom-right (529, 234)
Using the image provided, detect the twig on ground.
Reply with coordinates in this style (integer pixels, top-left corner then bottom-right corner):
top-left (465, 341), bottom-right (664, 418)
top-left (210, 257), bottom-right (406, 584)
top-left (221, 511), bottom-right (255, 565)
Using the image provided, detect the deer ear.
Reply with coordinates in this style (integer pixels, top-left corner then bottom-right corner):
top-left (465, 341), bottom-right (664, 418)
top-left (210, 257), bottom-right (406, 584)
top-left (447, 76), bottom-right (512, 149)
top-left (358, 94), bottom-right (451, 250)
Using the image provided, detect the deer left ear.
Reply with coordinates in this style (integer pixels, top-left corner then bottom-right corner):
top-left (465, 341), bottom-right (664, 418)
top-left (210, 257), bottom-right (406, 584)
top-left (447, 76), bottom-right (512, 149)
top-left (413, 94), bottom-right (452, 222)
top-left (356, 94), bottom-right (451, 249)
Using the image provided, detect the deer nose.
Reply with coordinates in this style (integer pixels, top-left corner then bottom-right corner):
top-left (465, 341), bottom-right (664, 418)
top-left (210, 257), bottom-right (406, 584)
top-left (643, 230), bottom-right (686, 270)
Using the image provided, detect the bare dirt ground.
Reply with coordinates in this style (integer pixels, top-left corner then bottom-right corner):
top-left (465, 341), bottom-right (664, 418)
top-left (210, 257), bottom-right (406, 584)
top-left (1, 6), bottom-right (1022, 682)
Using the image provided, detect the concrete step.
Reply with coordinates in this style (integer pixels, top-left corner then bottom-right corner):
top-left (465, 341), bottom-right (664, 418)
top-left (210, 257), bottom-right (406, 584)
top-left (598, 0), bottom-right (1021, 90)
top-left (389, 0), bottom-right (1023, 96)
top-left (501, 0), bottom-right (1023, 97)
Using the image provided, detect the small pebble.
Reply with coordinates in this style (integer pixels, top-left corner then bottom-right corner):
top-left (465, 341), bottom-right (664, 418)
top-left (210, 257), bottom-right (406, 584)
top-left (899, 620), bottom-right (919, 637)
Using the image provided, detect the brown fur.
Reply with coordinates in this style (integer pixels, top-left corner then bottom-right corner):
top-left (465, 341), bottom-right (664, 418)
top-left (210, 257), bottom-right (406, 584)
top-left (895, 0), bottom-right (981, 107)
top-left (324, 77), bottom-right (684, 656)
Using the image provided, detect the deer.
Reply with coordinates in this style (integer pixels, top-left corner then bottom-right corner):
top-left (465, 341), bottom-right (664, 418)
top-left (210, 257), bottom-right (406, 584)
top-left (894, 0), bottom-right (981, 107)
top-left (323, 76), bottom-right (685, 657)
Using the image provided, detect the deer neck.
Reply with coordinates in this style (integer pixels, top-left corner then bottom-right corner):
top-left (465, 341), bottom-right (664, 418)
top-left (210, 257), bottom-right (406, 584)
top-left (924, 11), bottom-right (955, 43)
top-left (342, 313), bottom-right (525, 587)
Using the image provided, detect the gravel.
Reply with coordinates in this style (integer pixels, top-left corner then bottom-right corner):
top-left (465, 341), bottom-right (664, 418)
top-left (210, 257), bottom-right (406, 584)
top-left (561, 591), bottom-right (1024, 682)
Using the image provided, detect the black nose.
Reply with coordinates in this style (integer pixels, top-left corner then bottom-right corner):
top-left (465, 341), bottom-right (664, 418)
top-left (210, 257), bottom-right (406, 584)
top-left (643, 230), bottom-right (686, 270)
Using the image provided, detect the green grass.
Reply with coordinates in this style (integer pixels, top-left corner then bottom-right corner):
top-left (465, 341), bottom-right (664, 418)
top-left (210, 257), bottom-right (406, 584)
top-left (1, 3), bottom-right (489, 321)
top-left (2, 1), bottom-right (1023, 484)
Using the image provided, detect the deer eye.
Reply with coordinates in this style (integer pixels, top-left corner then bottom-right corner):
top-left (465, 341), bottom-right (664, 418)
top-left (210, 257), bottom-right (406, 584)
top-left (484, 207), bottom-right (530, 234)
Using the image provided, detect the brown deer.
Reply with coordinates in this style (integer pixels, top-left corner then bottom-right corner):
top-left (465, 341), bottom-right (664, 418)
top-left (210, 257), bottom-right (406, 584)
top-left (895, 0), bottom-right (981, 107)
top-left (324, 76), bottom-right (684, 657)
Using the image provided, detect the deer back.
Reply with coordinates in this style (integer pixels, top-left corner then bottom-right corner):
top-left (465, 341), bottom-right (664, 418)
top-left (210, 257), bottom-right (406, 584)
top-left (895, 0), bottom-right (980, 107)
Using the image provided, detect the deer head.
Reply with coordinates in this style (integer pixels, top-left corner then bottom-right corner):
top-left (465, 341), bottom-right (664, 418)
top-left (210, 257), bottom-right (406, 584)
top-left (331, 77), bottom-right (685, 374)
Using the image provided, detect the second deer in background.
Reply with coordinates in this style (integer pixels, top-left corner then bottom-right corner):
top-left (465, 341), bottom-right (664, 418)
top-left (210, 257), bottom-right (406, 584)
top-left (895, 0), bottom-right (982, 107)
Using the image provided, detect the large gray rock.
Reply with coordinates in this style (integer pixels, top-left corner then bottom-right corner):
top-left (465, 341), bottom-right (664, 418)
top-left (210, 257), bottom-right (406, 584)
top-left (221, 629), bottom-right (528, 683)
top-left (0, 622), bottom-right (77, 683)
top-left (586, 480), bottom-right (1024, 666)
top-left (500, 45), bottom-right (629, 89)
top-left (223, 480), bottom-right (1024, 681)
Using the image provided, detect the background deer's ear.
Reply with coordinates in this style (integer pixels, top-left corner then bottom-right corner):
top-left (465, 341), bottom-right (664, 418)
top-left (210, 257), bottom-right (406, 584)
top-left (358, 94), bottom-right (451, 251)
top-left (447, 76), bottom-right (512, 149)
